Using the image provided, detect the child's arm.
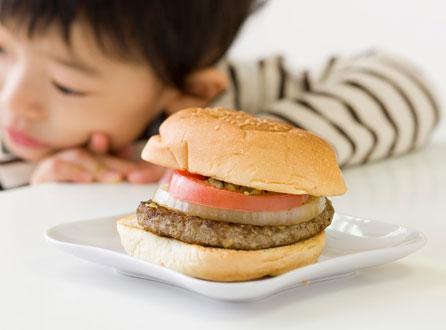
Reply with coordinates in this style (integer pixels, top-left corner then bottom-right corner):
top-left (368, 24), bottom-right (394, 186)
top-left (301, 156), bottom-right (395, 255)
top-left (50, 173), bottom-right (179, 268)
top-left (220, 51), bottom-right (440, 168)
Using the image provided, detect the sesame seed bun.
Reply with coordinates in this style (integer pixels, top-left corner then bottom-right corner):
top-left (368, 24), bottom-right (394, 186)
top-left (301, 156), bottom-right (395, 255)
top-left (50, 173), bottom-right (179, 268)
top-left (142, 107), bottom-right (346, 196)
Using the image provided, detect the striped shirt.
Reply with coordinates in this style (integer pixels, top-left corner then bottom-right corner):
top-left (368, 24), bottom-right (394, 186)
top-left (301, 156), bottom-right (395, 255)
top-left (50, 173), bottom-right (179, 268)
top-left (0, 50), bottom-right (441, 189)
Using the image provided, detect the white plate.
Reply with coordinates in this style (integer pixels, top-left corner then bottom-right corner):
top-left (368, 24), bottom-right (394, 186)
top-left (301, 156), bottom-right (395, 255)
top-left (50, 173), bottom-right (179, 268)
top-left (45, 214), bottom-right (426, 302)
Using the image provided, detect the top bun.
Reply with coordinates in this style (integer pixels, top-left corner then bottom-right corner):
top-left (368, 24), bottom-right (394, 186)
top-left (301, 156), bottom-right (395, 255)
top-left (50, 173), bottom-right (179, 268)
top-left (142, 107), bottom-right (346, 196)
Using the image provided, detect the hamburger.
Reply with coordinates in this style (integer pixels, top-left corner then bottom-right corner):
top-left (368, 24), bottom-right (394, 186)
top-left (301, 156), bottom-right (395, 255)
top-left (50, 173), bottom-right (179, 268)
top-left (117, 107), bottom-right (346, 282)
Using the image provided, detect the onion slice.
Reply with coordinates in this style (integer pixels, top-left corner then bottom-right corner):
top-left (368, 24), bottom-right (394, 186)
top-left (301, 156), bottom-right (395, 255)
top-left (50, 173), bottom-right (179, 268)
top-left (152, 184), bottom-right (326, 226)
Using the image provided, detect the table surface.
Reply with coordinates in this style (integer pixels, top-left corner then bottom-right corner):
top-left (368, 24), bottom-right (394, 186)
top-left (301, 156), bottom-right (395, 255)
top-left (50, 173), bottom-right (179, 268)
top-left (2, 136), bottom-right (446, 330)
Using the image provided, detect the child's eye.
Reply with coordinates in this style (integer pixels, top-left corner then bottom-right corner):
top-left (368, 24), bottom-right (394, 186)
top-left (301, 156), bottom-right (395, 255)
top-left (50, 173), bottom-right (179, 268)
top-left (52, 81), bottom-right (86, 96)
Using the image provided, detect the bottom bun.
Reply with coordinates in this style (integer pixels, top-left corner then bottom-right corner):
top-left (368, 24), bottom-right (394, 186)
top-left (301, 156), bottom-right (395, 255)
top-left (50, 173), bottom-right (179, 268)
top-left (117, 215), bottom-right (326, 282)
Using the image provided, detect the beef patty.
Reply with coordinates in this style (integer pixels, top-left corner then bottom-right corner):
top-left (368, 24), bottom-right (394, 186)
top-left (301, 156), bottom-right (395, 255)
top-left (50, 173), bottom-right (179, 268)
top-left (136, 199), bottom-right (334, 250)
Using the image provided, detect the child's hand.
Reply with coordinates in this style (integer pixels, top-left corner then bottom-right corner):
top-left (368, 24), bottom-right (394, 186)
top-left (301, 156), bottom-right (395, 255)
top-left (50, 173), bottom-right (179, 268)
top-left (30, 133), bottom-right (168, 185)
top-left (88, 132), bottom-right (169, 184)
top-left (30, 147), bottom-right (134, 184)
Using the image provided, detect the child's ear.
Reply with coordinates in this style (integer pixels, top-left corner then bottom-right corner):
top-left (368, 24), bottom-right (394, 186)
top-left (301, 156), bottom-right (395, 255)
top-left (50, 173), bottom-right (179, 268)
top-left (164, 67), bottom-right (229, 115)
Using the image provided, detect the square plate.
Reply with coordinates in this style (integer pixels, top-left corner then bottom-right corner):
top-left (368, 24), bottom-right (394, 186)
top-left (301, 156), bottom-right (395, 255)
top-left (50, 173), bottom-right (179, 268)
top-left (45, 214), bottom-right (426, 302)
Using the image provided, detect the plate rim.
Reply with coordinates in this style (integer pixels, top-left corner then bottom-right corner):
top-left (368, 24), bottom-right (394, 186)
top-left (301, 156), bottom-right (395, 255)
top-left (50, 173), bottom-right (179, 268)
top-left (44, 213), bottom-right (427, 300)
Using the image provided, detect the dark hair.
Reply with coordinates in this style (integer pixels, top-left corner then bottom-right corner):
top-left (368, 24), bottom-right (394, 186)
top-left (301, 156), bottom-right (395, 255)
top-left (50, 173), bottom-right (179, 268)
top-left (0, 0), bottom-right (262, 91)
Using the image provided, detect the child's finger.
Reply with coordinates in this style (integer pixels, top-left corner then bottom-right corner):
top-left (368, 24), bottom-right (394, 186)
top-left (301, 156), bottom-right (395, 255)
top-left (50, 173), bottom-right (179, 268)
top-left (127, 163), bottom-right (167, 184)
top-left (57, 149), bottom-right (124, 183)
top-left (98, 155), bottom-right (138, 175)
top-left (114, 143), bottom-right (134, 160)
top-left (56, 148), bottom-right (103, 174)
top-left (30, 158), bottom-right (93, 184)
top-left (95, 169), bottom-right (123, 183)
top-left (88, 131), bottom-right (110, 154)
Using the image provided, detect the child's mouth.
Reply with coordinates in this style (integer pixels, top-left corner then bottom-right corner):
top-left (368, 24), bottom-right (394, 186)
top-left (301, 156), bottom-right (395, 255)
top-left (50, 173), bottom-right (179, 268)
top-left (5, 127), bottom-right (49, 148)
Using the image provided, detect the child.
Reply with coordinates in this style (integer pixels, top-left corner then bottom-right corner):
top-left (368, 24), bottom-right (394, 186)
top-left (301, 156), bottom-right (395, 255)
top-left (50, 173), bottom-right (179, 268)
top-left (0, 0), bottom-right (440, 190)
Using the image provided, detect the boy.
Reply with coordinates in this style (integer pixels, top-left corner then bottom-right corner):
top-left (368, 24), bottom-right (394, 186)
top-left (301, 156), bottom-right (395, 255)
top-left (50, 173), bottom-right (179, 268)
top-left (0, 0), bottom-right (440, 189)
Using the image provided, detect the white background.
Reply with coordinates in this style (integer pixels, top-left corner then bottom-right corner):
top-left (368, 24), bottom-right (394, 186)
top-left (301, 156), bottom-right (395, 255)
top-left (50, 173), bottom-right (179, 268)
top-left (230, 0), bottom-right (446, 139)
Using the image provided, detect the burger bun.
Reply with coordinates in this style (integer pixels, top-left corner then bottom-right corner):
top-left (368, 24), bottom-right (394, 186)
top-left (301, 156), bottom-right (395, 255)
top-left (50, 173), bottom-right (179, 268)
top-left (117, 215), bottom-right (326, 282)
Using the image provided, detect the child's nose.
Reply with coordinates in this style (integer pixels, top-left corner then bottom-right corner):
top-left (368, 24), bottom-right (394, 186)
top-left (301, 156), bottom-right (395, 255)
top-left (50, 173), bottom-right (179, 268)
top-left (1, 67), bottom-right (46, 121)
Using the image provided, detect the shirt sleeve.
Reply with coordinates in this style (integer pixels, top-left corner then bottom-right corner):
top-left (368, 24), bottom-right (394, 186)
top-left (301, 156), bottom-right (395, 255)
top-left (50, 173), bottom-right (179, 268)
top-left (220, 51), bottom-right (441, 168)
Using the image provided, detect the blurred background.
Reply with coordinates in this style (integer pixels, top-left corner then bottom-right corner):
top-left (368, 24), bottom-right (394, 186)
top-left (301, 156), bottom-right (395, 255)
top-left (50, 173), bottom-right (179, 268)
top-left (229, 0), bottom-right (446, 140)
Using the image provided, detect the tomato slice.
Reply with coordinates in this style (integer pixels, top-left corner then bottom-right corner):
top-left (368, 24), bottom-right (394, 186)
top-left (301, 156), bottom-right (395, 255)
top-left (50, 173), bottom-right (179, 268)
top-left (168, 170), bottom-right (309, 212)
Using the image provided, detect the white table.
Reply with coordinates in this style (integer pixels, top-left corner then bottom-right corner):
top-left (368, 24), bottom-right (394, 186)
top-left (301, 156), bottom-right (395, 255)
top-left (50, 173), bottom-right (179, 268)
top-left (1, 141), bottom-right (446, 330)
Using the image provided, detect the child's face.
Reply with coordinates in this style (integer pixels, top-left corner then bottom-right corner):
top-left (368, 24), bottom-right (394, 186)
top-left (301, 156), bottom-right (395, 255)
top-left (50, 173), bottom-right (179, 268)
top-left (0, 22), bottom-right (173, 161)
